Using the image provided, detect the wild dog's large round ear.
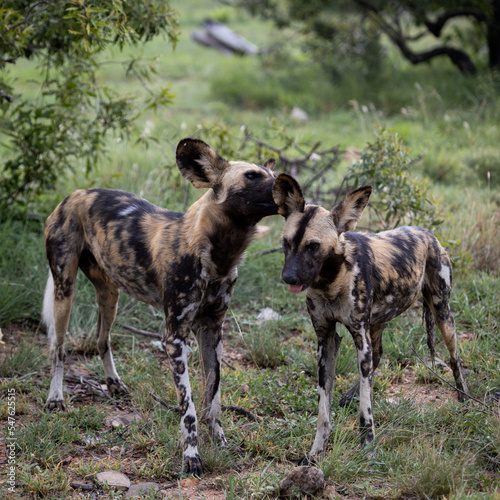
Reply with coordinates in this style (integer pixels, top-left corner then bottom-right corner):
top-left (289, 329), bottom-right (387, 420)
top-left (331, 185), bottom-right (372, 233)
top-left (264, 158), bottom-right (276, 170)
top-left (176, 138), bottom-right (229, 189)
top-left (272, 173), bottom-right (305, 218)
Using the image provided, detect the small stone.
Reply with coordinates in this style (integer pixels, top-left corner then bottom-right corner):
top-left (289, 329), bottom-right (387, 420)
top-left (178, 478), bottom-right (200, 489)
top-left (125, 482), bottom-right (159, 498)
top-left (290, 106), bottom-right (309, 122)
top-left (96, 471), bottom-right (131, 491)
top-left (111, 413), bottom-right (141, 428)
top-left (279, 466), bottom-right (325, 496)
top-left (256, 307), bottom-right (282, 321)
top-left (324, 484), bottom-right (339, 498)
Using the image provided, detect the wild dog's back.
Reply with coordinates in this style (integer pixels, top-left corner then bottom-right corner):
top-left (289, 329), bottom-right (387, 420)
top-left (344, 226), bottom-right (443, 323)
top-left (45, 188), bottom-right (184, 308)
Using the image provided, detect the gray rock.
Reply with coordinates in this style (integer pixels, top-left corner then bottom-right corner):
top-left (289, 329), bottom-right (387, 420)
top-left (96, 471), bottom-right (130, 491)
top-left (279, 466), bottom-right (325, 496)
top-left (111, 413), bottom-right (141, 428)
top-left (290, 106), bottom-right (309, 122)
top-left (125, 482), bottom-right (160, 498)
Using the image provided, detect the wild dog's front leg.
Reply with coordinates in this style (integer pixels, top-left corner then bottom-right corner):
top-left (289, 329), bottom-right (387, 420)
top-left (310, 322), bottom-right (342, 456)
top-left (352, 326), bottom-right (375, 445)
top-left (195, 321), bottom-right (227, 446)
top-left (194, 275), bottom-right (236, 446)
top-left (164, 331), bottom-right (204, 477)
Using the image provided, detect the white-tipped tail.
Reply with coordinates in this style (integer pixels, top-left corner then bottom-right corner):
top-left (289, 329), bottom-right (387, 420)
top-left (42, 270), bottom-right (56, 349)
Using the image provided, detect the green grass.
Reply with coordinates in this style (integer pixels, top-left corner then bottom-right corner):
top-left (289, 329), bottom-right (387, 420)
top-left (1, 0), bottom-right (499, 497)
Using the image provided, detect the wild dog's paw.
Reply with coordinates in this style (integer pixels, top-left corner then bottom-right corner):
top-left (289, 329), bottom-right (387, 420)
top-left (106, 378), bottom-right (130, 396)
top-left (45, 399), bottom-right (67, 412)
top-left (208, 419), bottom-right (228, 448)
top-left (183, 454), bottom-right (205, 478)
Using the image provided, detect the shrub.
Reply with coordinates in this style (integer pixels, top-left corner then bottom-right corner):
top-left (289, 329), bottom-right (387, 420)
top-left (340, 128), bottom-right (444, 232)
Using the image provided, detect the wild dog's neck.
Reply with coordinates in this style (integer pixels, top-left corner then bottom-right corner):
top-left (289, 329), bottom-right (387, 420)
top-left (182, 192), bottom-right (259, 276)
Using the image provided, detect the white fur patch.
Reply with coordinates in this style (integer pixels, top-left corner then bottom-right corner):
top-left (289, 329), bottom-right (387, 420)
top-left (119, 204), bottom-right (139, 217)
top-left (439, 264), bottom-right (451, 288)
top-left (176, 301), bottom-right (199, 322)
top-left (42, 271), bottom-right (56, 348)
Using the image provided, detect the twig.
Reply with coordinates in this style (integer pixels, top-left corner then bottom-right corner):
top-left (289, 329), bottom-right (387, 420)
top-left (222, 405), bottom-right (262, 422)
top-left (151, 392), bottom-right (179, 412)
top-left (5, 371), bottom-right (38, 381)
top-left (251, 246), bottom-right (282, 257)
top-left (70, 482), bottom-right (95, 491)
top-left (222, 358), bottom-right (236, 370)
top-left (65, 375), bottom-right (111, 399)
top-left (151, 393), bottom-right (262, 421)
top-left (118, 323), bottom-right (162, 339)
top-left (410, 346), bottom-right (486, 407)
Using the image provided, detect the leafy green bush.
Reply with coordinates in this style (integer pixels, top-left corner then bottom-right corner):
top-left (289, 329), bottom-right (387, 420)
top-left (341, 128), bottom-right (444, 231)
top-left (0, 0), bottom-right (178, 215)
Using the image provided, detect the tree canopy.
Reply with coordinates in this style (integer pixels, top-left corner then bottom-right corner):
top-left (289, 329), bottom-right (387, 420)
top-left (241, 0), bottom-right (500, 77)
top-left (0, 0), bottom-right (178, 213)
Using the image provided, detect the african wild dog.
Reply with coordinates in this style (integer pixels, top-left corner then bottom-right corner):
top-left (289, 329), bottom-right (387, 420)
top-left (272, 173), bottom-right (468, 457)
top-left (42, 138), bottom-right (278, 476)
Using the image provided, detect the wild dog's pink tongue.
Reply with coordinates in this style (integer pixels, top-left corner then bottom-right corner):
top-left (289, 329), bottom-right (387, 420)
top-left (288, 284), bottom-right (303, 294)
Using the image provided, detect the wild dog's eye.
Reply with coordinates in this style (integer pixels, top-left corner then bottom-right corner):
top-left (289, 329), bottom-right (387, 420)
top-left (282, 239), bottom-right (291, 252)
top-left (306, 242), bottom-right (320, 252)
top-left (245, 171), bottom-right (262, 180)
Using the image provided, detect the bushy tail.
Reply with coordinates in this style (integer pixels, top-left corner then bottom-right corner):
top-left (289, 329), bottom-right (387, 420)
top-left (423, 299), bottom-right (436, 362)
top-left (42, 270), bottom-right (56, 349)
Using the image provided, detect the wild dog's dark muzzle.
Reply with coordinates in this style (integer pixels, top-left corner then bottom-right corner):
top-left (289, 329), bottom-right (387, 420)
top-left (282, 256), bottom-right (306, 293)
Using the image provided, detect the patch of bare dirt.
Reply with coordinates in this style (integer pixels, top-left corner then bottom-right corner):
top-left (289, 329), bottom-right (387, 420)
top-left (384, 368), bottom-right (459, 407)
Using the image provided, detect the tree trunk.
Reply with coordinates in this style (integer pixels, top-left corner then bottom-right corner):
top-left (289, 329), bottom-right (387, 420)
top-left (487, 0), bottom-right (500, 70)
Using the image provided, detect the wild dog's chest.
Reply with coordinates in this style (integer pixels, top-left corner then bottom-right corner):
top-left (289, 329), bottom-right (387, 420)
top-left (165, 263), bottom-right (238, 328)
top-left (307, 287), bottom-right (355, 327)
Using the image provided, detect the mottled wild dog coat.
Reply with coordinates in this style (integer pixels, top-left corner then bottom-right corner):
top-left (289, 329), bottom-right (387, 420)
top-left (272, 173), bottom-right (468, 457)
top-left (42, 139), bottom-right (278, 476)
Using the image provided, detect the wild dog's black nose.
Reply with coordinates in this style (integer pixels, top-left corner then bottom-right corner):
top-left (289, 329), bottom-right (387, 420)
top-left (282, 271), bottom-right (300, 285)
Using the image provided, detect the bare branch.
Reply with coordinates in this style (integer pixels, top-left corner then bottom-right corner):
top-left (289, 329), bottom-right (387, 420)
top-left (423, 8), bottom-right (488, 38)
top-left (65, 375), bottom-right (112, 399)
top-left (118, 323), bottom-right (162, 339)
top-left (151, 392), bottom-right (262, 422)
top-left (354, 0), bottom-right (478, 74)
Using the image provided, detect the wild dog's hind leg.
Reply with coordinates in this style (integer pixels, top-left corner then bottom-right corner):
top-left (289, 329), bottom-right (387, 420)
top-left (79, 251), bottom-right (129, 396)
top-left (423, 293), bottom-right (468, 402)
top-left (43, 264), bottom-right (78, 411)
top-left (423, 255), bottom-right (468, 402)
top-left (339, 324), bottom-right (385, 407)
